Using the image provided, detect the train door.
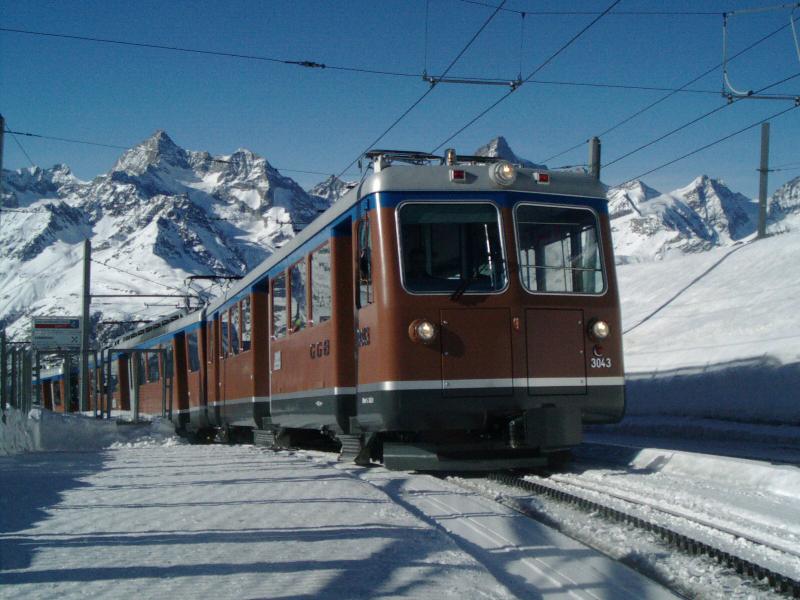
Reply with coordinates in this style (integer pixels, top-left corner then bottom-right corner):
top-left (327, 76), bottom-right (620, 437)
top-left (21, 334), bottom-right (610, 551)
top-left (440, 308), bottom-right (513, 396)
top-left (207, 317), bottom-right (221, 425)
top-left (354, 215), bottom-right (376, 389)
top-left (526, 309), bottom-right (587, 395)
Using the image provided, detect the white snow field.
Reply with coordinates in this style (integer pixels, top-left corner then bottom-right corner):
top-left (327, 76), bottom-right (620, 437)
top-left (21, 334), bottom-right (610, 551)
top-left (0, 429), bottom-right (678, 600)
top-left (617, 229), bottom-right (800, 423)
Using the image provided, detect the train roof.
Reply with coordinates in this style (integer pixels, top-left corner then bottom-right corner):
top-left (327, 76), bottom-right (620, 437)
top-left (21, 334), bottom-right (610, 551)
top-left (110, 152), bottom-right (607, 343)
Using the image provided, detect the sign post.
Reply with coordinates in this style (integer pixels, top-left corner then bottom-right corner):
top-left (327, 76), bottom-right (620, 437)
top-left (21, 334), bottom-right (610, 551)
top-left (31, 317), bottom-right (82, 353)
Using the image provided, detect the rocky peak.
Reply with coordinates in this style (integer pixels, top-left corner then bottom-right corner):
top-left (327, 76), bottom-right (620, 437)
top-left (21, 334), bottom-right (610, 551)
top-left (607, 180), bottom-right (661, 219)
top-left (473, 136), bottom-right (547, 169)
top-left (112, 130), bottom-right (190, 175)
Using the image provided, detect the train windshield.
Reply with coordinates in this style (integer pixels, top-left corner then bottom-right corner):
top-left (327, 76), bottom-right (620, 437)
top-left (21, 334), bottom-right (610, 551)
top-left (514, 203), bottom-right (605, 294)
top-left (398, 202), bottom-right (507, 294)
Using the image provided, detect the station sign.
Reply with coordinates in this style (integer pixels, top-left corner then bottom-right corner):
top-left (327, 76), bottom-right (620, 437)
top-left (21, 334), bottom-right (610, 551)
top-left (31, 316), bottom-right (82, 351)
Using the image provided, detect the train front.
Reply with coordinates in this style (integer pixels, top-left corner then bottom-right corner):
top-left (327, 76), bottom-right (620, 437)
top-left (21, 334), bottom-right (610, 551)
top-left (351, 151), bottom-right (624, 470)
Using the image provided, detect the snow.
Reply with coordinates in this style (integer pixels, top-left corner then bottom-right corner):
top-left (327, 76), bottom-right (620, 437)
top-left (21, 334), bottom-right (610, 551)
top-left (617, 229), bottom-right (800, 422)
top-left (0, 414), bottom-right (681, 599)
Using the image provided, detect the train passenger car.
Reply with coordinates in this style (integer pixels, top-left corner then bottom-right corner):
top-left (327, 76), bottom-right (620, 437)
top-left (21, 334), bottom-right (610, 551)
top-left (102, 148), bottom-right (624, 470)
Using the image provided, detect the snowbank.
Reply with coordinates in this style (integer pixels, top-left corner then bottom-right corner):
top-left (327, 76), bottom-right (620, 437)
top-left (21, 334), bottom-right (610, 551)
top-left (0, 407), bottom-right (180, 456)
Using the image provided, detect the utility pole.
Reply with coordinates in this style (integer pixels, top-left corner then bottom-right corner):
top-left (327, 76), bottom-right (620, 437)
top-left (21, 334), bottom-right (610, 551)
top-left (757, 122), bottom-right (770, 239)
top-left (589, 137), bottom-right (601, 181)
top-left (80, 239), bottom-right (91, 412)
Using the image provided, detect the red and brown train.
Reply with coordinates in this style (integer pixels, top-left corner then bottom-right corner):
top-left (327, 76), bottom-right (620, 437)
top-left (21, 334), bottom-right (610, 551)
top-left (98, 150), bottom-right (625, 470)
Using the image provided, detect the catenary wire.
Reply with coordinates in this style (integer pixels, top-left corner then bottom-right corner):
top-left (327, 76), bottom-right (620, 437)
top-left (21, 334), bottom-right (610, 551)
top-left (450, 0), bottom-right (720, 16)
top-left (430, 0), bottom-right (622, 153)
top-left (336, 0), bottom-right (507, 178)
top-left (541, 15), bottom-right (800, 164)
top-left (603, 70), bottom-right (800, 169)
top-left (3, 129), bottom-right (356, 179)
top-left (0, 27), bottom-right (421, 79)
top-left (614, 102), bottom-right (800, 187)
top-left (7, 129), bottom-right (36, 168)
top-left (90, 258), bottom-right (189, 295)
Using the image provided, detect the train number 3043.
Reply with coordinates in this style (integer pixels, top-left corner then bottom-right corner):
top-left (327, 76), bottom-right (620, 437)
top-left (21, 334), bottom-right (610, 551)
top-left (590, 357), bottom-right (612, 369)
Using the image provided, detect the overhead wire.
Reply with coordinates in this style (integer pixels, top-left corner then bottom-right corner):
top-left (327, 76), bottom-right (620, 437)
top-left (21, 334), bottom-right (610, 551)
top-left (449, 1), bottom-right (720, 17)
top-left (542, 13), bottom-right (800, 164)
top-left (336, 0), bottom-right (507, 178)
top-left (603, 70), bottom-right (800, 170)
top-left (0, 27), bottom-right (421, 79)
top-left (614, 102), bottom-right (800, 188)
top-left (431, 0), bottom-right (623, 153)
top-left (90, 258), bottom-right (189, 295)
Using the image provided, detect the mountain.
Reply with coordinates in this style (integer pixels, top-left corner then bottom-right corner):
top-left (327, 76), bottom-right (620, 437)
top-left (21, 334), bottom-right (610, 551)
top-left (308, 175), bottom-right (355, 204)
top-left (0, 130), bottom-right (332, 340)
top-left (606, 180), bottom-right (661, 219)
top-left (768, 175), bottom-right (800, 233)
top-left (610, 175), bottom-right (758, 263)
top-left (473, 137), bottom-right (547, 169)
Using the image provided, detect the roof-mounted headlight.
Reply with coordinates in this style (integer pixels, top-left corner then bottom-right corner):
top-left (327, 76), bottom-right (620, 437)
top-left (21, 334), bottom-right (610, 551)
top-left (489, 161), bottom-right (517, 186)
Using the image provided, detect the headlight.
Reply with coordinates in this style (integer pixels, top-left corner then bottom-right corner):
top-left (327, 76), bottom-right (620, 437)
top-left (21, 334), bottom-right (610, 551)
top-left (489, 161), bottom-right (517, 186)
top-left (409, 319), bottom-right (437, 344)
top-left (589, 320), bottom-right (610, 340)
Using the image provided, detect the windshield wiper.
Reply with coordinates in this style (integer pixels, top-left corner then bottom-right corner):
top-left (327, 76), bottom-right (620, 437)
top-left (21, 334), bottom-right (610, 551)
top-left (450, 255), bottom-right (505, 301)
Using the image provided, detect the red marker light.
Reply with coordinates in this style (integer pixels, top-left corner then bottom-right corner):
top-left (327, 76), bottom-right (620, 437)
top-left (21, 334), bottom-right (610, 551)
top-left (534, 172), bottom-right (550, 184)
top-left (450, 169), bottom-right (467, 182)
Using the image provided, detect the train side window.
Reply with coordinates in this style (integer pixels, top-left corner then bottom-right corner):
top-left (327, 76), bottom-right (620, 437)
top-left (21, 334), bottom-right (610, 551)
top-left (290, 260), bottom-right (308, 332)
top-left (311, 243), bottom-right (332, 323)
top-left (357, 218), bottom-right (373, 308)
top-left (187, 331), bottom-right (200, 373)
top-left (272, 273), bottom-right (287, 338)
top-left (230, 305), bottom-right (241, 355)
top-left (207, 322), bottom-right (215, 365)
top-left (136, 354), bottom-right (146, 385)
top-left (146, 351), bottom-right (160, 382)
top-left (163, 345), bottom-right (173, 379)
top-left (241, 297), bottom-right (252, 351)
top-left (221, 310), bottom-right (230, 357)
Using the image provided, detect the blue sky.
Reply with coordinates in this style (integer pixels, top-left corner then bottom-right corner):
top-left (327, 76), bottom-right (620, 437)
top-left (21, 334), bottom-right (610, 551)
top-left (2, 0), bottom-right (799, 197)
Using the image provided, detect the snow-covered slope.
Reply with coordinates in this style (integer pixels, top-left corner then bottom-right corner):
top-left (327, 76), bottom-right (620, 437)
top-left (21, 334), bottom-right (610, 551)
top-left (618, 229), bottom-right (800, 421)
top-left (0, 131), bottom-right (332, 341)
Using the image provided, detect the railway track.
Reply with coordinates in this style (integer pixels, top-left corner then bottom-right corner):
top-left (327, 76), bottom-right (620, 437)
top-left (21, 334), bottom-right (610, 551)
top-left (476, 471), bottom-right (800, 598)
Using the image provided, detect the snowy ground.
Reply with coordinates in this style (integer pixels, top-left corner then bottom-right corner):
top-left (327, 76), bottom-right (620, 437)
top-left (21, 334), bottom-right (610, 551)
top-left (0, 419), bottom-right (677, 599)
top-left (617, 230), bottom-right (800, 423)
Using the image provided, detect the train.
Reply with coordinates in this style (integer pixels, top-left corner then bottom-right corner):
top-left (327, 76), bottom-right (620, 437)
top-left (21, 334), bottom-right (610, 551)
top-left (54, 149), bottom-right (626, 470)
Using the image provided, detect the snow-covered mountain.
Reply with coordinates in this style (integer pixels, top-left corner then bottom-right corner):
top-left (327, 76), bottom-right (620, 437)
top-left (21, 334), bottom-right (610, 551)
top-left (610, 175), bottom-right (759, 263)
top-left (1, 133), bottom-right (792, 341)
top-left (768, 175), bottom-right (800, 233)
top-left (474, 136), bottom-right (547, 169)
top-left (0, 130), bottom-right (332, 341)
top-left (606, 180), bottom-right (661, 219)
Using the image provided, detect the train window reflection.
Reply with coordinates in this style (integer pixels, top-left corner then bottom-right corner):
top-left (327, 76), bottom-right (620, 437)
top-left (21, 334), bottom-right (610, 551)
top-left (272, 273), bottom-right (287, 338)
top-left (187, 331), bottom-right (200, 372)
top-left (398, 202), bottom-right (506, 294)
top-left (290, 261), bottom-right (308, 332)
top-left (515, 204), bottom-right (605, 294)
top-left (311, 244), bottom-right (332, 323)
top-left (230, 306), bottom-right (240, 354)
top-left (241, 297), bottom-right (252, 351)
